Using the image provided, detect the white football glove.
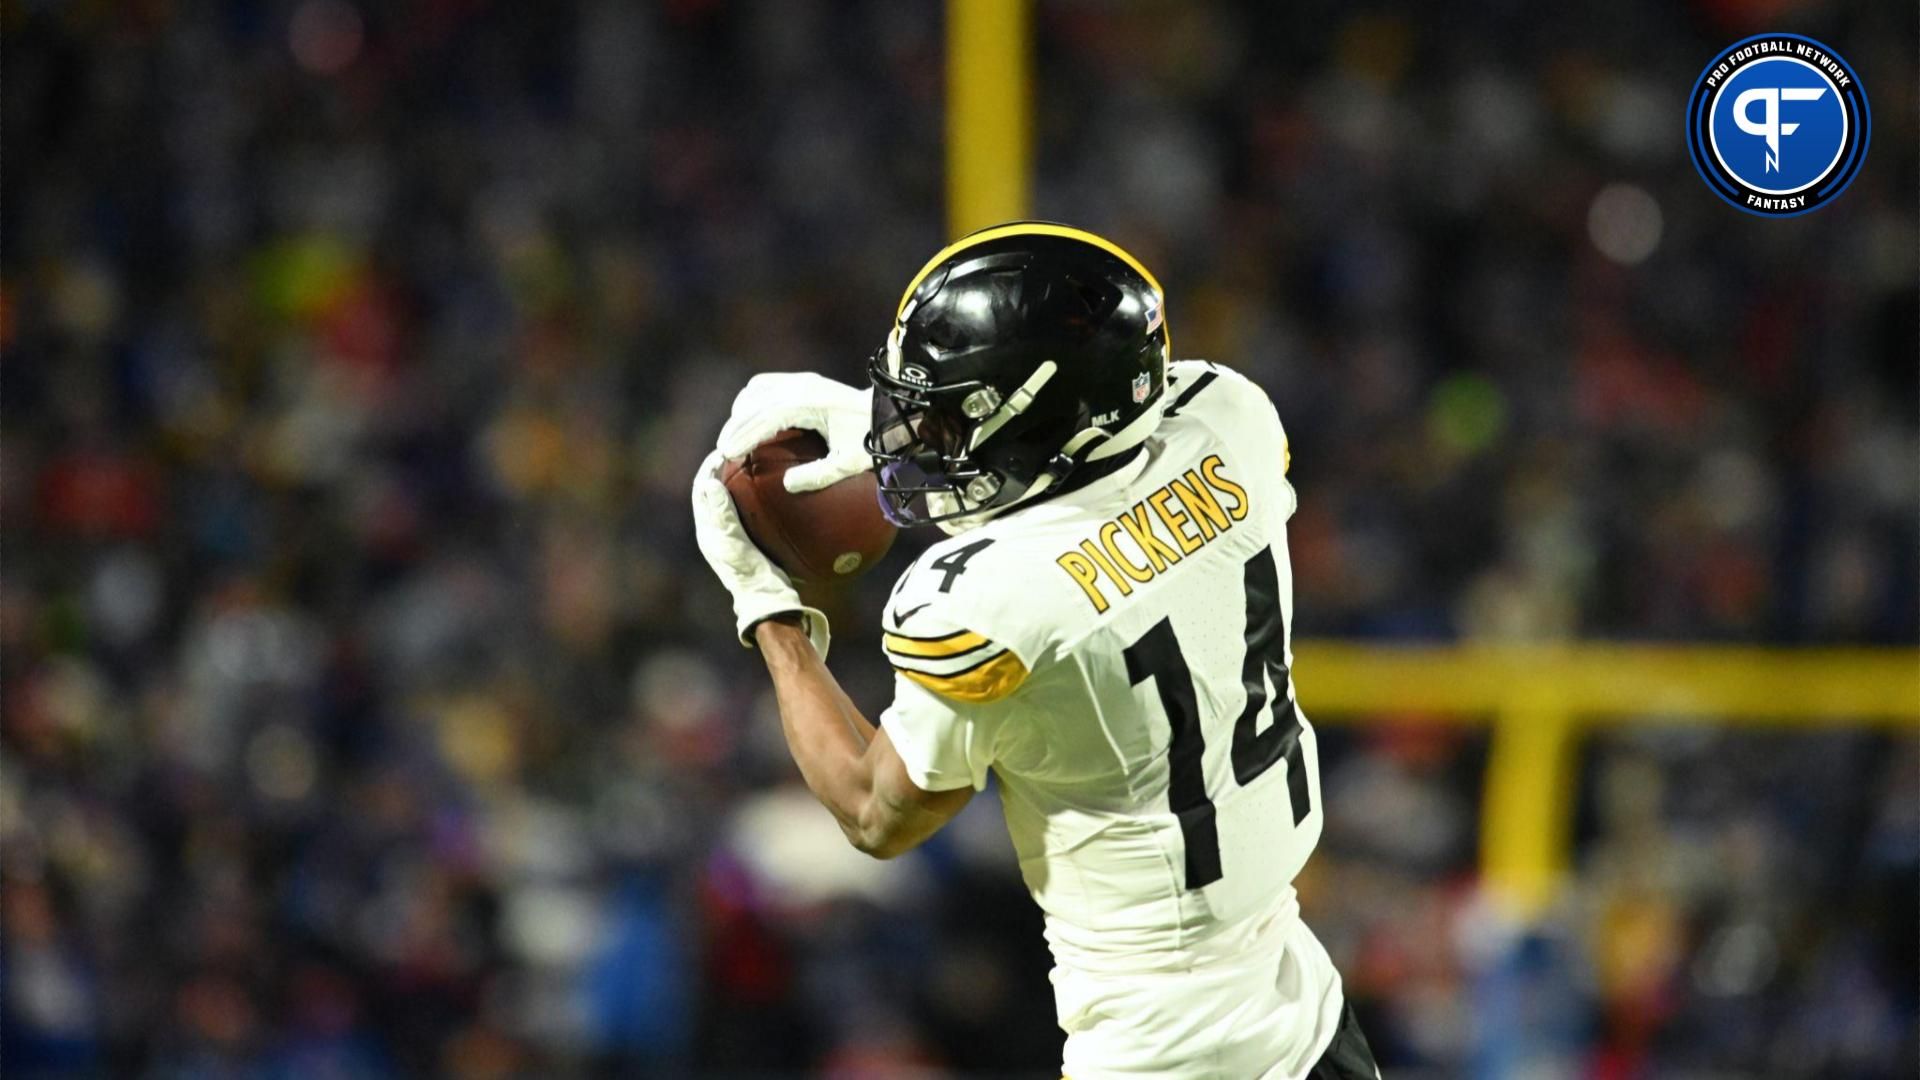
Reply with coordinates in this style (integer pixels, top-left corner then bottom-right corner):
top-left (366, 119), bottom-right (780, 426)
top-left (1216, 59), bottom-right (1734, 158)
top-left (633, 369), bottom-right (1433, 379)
top-left (691, 450), bottom-right (831, 658)
top-left (716, 372), bottom-right (873, 494)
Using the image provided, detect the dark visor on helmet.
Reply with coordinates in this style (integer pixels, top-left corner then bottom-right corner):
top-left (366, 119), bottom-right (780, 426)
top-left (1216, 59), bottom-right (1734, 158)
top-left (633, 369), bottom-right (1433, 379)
top-left (865, 352), bottom-right (1002, 528)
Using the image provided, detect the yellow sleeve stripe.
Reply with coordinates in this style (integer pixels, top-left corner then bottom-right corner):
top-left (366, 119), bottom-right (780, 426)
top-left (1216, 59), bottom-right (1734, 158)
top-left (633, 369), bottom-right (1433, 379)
top-left (898, 649), bottom-right (1030, 704)
top-left (884, 629), bottom-right (989, 659)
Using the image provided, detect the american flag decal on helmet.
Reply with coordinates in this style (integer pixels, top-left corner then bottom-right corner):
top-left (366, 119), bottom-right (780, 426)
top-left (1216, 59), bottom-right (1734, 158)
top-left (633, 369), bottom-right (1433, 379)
top-left (1132, 371), bottom-right (1151, 403)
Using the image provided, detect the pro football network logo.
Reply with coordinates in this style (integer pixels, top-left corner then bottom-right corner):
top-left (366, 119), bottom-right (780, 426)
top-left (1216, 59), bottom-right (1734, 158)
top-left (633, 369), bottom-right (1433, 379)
top-left (1687, 34), bottom-right (1870, 217)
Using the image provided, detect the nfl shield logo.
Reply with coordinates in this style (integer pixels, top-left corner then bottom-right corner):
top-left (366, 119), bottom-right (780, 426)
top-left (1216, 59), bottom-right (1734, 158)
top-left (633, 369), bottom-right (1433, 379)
top-left (1131, 371), bottom-right (1151, 403)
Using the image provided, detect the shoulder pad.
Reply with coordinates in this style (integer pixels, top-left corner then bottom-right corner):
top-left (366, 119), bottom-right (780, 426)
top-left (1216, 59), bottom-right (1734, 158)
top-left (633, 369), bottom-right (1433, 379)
top-left (878, 535), bottom-right (1043, 704)
top-left (1164, 359), bottom-right (1288, 475)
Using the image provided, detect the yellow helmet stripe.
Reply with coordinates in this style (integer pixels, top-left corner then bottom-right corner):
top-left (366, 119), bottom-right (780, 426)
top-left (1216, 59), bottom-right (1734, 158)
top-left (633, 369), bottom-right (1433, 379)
top-left (895, 222), bottom-right (1164, 319)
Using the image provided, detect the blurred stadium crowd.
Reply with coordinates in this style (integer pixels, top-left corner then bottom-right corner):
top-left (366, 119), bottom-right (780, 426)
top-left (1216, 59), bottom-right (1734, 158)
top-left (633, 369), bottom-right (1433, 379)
top-left (4, 1), bottom-right (1914, 1076)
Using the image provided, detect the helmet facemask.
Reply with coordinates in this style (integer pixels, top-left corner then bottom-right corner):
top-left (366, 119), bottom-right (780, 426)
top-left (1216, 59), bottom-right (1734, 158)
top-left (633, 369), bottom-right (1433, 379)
top-left (865, 349), bottom-right (1077, 530)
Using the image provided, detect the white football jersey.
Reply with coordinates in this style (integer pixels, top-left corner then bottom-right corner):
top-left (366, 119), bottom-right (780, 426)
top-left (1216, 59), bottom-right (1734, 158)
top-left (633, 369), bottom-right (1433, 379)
top-left (878, 361), bottom-right (1343, 1077)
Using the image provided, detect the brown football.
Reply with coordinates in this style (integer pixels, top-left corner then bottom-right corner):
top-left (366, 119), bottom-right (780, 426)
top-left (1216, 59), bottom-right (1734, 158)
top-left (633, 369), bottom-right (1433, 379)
top-left (720, 428), bottom-right (896, 585)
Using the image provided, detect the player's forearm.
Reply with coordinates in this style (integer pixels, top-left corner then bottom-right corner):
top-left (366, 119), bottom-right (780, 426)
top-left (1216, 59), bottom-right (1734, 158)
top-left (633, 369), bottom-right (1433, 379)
top-left (753, 618), bottom-right (884, 842)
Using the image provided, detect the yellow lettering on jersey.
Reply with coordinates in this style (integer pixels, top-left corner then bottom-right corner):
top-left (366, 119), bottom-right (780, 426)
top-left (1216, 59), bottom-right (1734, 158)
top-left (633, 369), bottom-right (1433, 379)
top-left (1099, 521), bottom-right (1153, 583)
top-left (1120, 503), bottom-right (1180, 571)
top-left (901, 649), bottom-right (1029, 704)
top-left (1054, 455), bottom-right (1254, 613)
top-left (1148, 489), bottom-right (1202, 554)
top-left (1056, 551), bottom-right (1110, 613)
top-left (1201, 454), bottom-right (1249, 520)
top-left (1079, 539), bottom-right (1134, 597)
top-left (1172, 472), bottom-right (1229, 537)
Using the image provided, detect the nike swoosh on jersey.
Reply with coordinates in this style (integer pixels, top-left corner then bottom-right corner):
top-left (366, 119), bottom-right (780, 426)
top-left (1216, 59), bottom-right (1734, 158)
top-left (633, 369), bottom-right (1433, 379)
top-left (891, 602), bottom-right (932, 626)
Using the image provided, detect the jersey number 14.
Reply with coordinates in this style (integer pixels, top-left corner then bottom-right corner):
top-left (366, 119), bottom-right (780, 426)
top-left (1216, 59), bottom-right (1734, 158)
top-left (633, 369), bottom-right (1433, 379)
top-left (1123, 545), bottom-right (1312, 890)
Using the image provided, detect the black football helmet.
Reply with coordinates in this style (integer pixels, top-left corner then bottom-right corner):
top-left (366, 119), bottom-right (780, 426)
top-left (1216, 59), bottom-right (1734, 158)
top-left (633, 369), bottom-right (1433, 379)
top-left (866, 222), bottom-right (1171, 530)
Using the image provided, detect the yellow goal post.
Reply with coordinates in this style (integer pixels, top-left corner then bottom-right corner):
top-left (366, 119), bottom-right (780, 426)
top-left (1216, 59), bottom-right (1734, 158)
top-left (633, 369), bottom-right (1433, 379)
top-left (1294, 643), bottom-right (1920, 916)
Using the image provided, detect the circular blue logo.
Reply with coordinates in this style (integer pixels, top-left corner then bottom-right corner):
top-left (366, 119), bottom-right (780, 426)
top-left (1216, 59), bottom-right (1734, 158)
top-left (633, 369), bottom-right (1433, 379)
top-left (1688, 34), bottom-right (1870, 216)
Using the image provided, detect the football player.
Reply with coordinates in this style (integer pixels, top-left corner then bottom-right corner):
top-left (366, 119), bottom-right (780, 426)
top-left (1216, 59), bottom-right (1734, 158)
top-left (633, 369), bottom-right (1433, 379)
top-left (692, 223), bottom-right (1379, 1078)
